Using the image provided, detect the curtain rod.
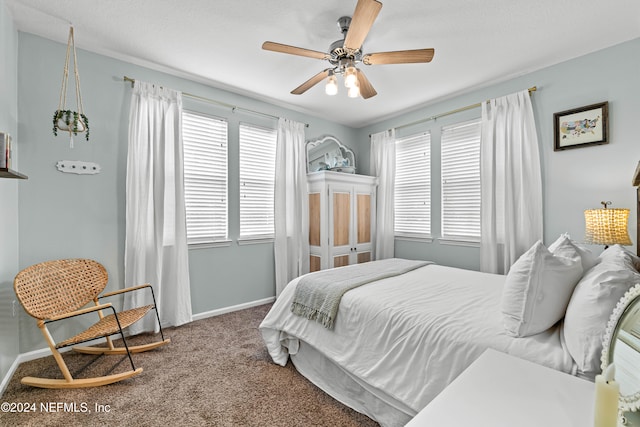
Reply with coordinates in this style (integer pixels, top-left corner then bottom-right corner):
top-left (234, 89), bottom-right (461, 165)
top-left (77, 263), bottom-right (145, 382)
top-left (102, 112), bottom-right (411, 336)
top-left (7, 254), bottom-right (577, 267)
top-left (391, 86), bottom-right (537, 133)
top-left (123, 76), bottom-right (309, 127)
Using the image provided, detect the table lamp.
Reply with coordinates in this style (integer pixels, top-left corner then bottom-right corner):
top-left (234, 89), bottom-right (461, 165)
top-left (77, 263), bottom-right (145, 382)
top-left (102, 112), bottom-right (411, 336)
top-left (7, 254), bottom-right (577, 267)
top-left (584, 201), bottom-right (632, 249)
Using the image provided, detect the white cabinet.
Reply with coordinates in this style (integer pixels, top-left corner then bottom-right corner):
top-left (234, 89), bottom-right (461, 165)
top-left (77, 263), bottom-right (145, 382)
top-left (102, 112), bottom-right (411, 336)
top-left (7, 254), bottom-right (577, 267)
top-left (307, 171), bottom-right (377, 272)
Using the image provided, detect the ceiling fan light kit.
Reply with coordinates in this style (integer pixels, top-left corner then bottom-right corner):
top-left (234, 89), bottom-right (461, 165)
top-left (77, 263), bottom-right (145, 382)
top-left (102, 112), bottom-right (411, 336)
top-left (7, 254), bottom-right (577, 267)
top-left (262, 0), bottom-right (435, 100)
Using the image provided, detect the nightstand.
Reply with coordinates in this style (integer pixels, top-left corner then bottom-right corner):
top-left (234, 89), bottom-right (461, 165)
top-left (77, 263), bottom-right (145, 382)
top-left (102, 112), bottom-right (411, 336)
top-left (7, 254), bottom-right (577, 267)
top-left (406, 349), bottom-right (594, 427)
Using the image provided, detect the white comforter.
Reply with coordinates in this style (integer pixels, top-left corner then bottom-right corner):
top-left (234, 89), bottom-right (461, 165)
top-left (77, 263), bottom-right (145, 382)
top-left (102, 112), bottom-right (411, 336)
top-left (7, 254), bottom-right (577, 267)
top-left (260, 264), bottom-right (576, 414)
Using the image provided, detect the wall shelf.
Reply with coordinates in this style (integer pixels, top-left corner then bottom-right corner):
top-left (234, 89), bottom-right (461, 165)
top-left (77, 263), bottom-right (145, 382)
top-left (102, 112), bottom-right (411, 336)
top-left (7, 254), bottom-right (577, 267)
top-left (0, 168), bottom-right (28, 179)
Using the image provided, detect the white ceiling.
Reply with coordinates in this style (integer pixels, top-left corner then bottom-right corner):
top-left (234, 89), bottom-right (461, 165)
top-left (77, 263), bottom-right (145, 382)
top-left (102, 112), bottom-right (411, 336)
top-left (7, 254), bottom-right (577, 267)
top-left (6, 0), bottom-right (640, 128)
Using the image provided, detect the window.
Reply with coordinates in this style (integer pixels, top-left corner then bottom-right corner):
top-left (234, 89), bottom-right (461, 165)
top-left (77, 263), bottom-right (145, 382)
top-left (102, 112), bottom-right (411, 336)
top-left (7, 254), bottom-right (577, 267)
top-left (441, 119), bottom-right (481, 242)
top-left (239, 123), bottom-right (277, 240)
top-left (394, 132), bottom-right (431, 238)
top-left (182, 110), bottom-right (228, 245)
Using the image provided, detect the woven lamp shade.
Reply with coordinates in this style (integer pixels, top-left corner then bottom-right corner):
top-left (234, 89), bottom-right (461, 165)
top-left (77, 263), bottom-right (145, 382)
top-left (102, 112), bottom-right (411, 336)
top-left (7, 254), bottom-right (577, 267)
top-left (584, 208), bottom-right (632, 246)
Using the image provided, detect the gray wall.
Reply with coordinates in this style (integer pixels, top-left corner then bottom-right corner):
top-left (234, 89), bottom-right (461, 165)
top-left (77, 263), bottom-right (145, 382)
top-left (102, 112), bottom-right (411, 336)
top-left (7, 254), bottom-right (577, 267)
top-left (0, 0), bottom-right (20, 384)
top-left (357, 38), bottom-right (640, 270)
top-left (15, 33), bottom-right (358, 353)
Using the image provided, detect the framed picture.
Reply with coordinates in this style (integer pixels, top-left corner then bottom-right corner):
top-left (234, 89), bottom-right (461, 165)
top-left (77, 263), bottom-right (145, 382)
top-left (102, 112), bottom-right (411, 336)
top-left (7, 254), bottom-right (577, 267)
top-left (553, 101), bottom-right (608, 151)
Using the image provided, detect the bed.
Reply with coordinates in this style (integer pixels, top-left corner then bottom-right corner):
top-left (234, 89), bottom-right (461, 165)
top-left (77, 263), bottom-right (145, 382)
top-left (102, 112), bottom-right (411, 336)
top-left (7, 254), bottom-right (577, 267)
top-left (260, 242), bottom-right (640, 427)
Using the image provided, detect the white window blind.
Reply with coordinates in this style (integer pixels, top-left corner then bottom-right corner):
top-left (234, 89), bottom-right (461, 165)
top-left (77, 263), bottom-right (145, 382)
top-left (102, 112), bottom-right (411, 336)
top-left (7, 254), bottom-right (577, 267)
top-left (441, 119), bottom-right (481, 241)
top-left (239, 123), bottom-right (277, 239)
top-left (182, 110), bottom-right (228, 245)
top-left (394, 132), bottom-right (431, 238)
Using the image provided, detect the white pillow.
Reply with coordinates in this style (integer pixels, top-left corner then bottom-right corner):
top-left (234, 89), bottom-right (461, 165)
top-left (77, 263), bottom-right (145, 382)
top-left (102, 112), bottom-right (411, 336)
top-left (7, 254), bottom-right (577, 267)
top-left (563, 254), bottom-right (640, 379)
top-left (599, 244), bottom-right (640, 271)
top-left (548, 233), bottom-right (599, 271)
top-left (501, 240), bottom-right (583, 337)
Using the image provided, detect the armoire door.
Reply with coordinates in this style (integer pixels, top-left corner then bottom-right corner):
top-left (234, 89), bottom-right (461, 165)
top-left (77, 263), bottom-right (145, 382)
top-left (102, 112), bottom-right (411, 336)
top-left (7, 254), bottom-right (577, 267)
top-left (309, 192), bottom-right (322, 272)
top-left (331, 189), bottom-right (352, 268)
top-left (356, 192), bottom-right (372, 264)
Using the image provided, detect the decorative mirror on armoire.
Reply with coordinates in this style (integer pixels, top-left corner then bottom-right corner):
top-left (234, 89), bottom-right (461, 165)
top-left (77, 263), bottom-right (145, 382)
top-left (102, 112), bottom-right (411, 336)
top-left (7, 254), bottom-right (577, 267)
top-left (306, 135), bottom-right (356, 173)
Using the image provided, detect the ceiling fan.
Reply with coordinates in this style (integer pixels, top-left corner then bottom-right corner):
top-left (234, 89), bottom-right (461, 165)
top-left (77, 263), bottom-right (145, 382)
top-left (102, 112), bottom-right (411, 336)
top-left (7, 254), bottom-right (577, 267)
top-left (262, 0), bottom-right (435, 99)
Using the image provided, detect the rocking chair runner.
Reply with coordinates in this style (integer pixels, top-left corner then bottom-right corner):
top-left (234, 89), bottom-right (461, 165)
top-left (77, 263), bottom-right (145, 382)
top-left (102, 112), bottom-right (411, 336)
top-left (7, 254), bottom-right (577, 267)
top-left (13, 258), bottom-right (170, 389)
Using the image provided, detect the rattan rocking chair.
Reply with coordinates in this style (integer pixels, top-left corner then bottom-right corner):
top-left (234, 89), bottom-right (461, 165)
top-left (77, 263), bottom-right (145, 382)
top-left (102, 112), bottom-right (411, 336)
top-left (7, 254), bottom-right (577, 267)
top-left (13, 258), bottom-right (170, 389)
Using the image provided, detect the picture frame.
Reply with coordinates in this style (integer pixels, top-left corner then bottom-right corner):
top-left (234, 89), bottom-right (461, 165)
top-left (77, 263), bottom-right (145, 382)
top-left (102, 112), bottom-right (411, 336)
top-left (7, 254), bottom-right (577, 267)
top-left (553, 101), bottom-right (608, 151)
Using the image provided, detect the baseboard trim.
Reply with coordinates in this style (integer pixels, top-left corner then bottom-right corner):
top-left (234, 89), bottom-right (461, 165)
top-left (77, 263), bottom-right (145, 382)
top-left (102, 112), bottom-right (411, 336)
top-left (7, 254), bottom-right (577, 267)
top-left (0, 338), bottom-right (109, 396)
top-left (0, 357), bottom-right (21, 397)
top-left (1, 346), bottom-right (70, 396)
top-left (1, 297), bottom-right (275, 396)
top-left (191, 297), bottom-right (275, 321)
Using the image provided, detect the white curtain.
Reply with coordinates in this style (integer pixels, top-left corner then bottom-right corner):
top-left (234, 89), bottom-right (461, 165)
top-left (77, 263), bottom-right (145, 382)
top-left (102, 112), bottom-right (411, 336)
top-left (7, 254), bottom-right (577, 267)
top-left (274, 118), bottom-right (309, 297)
top-left (480, 90), bottom-right (543, 274)
top-left (124, 80), bottom-right (192, 333)
top-left (370, 129), bottom-right (396, 260)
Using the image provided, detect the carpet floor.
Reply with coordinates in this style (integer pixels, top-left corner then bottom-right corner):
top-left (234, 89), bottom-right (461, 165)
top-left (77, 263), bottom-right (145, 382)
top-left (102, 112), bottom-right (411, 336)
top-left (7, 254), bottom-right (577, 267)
top-left (0, 303), bottom-right (379, 426)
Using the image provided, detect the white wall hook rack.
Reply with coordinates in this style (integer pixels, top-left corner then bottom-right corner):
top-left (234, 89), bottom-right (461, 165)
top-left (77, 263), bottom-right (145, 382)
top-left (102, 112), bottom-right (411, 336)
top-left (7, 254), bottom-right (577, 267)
top-left (56, 160), bottom-right (101, 175)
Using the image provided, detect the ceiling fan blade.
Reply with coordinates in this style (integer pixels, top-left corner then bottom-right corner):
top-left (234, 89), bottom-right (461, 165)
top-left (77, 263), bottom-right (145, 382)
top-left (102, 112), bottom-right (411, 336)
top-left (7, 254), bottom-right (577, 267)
top-left (357, 69), bottom-right (377, 99)
top-left (291, 69), bottom-right (330, 95)
top-left (262, 41), bottom-right (329, 60)
top-left (343, 0), bottom-right (382, 51)
top-left (363, 48), bottom-right (435, 65)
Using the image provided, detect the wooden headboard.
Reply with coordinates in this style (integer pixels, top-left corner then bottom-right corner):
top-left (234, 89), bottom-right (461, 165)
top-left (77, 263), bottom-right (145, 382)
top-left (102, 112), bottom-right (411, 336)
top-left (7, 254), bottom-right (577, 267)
top-left (633, 161), bottom-right (640, 256)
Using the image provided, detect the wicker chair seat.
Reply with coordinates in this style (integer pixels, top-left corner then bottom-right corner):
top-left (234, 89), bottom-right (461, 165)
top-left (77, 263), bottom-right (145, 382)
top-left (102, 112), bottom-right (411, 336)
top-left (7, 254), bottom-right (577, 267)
top-left (56, 305), bottom-right (154, 349)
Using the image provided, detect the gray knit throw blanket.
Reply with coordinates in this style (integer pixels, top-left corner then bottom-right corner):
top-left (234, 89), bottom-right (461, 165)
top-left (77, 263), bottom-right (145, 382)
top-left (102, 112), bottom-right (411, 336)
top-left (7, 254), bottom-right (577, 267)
top-left (291, 258), bottom-right (432, 329)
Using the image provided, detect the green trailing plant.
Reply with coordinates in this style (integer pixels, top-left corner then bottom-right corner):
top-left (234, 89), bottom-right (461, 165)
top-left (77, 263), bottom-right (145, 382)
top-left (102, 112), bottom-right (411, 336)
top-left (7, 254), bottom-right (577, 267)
top-left (52, 109), bottom-right (90, 141)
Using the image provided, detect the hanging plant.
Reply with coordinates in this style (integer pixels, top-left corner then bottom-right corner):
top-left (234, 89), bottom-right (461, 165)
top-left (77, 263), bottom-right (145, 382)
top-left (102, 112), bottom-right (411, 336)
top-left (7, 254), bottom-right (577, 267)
top-left (53, 26), bottom-right (90, 147)
top-left (52, 110), bottom-right (90, 141)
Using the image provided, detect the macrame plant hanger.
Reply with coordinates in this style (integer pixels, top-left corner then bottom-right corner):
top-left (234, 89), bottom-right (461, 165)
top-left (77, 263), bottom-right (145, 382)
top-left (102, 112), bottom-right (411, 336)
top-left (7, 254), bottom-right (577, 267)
top-left (53, 25), bottom-right (89, 148)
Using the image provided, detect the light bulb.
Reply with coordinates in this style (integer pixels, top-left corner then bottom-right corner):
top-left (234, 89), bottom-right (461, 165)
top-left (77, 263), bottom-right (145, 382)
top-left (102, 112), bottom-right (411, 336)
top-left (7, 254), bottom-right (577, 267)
top-left (344, 65), bottom-right (357, 88)
top-left (347, 80), bottom-right (360, 98)
top-left (325, 73), bottom-right (338, 96)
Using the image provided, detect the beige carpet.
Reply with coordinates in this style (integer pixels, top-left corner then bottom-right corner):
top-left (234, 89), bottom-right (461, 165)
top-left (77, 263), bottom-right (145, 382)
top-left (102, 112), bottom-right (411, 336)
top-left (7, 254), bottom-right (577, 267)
top-left (0, 304), bottom-right (379, 427)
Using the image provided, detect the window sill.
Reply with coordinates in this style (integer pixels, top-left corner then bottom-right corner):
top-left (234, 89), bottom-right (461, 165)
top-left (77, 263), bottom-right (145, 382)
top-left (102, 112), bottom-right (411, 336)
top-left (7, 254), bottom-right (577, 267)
top-left (438, 237), bottom-right (480, 248)
top-left (188, 240), bottom-right (232, 250)
top-left (394, 235), bottom-right (434, 243)
top-left (237, 236), bottom-right (275, 246)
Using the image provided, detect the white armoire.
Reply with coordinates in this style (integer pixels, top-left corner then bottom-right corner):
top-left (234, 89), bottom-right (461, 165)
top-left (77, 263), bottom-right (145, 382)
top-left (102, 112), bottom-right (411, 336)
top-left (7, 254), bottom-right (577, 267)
top-left (307, 171), bottom-right (377, 272)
